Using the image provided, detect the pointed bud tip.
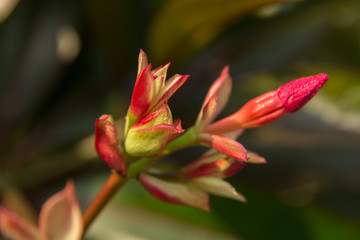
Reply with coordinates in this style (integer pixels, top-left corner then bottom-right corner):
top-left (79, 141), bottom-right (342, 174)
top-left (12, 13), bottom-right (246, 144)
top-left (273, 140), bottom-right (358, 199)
top-left (183, 74), bottom-right (190, 80)
top-left (278, 73), bottom-right (328, 113)
top-left (222, 65), bottom-right (229, 73)
top-left (139, 48), bottom-right (146, 56)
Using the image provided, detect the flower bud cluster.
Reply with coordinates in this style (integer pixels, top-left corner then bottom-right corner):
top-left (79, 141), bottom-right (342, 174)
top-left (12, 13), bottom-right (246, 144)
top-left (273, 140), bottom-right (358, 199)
top-left (95, 50), bottom-right (188, 176)
top-left (94, 49), bottom-right (328, 210)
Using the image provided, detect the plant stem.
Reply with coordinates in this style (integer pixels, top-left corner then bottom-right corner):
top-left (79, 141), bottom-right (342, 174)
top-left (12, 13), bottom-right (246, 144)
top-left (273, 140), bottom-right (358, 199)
top-left (82, 171), bottom-right (126, 235)
top-left (164, 127), bottom-right (198, 154)
top-left (127, 156), bottom-right (161, 179)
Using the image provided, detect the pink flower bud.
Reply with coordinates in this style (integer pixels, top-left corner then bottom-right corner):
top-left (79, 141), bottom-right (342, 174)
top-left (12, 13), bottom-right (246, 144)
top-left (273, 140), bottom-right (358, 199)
top-left (95, 115), bottom-right (127, 175)
top-left (125, 104), bottom-right (184, 157)
top-left (204, 73), bottom-right (328, 134)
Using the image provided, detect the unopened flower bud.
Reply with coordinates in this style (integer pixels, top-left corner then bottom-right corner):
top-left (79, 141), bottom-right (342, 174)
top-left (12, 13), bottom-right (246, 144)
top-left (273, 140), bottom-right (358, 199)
top-left (204, 73), bottom-right (328, 134)
top-left (125, 104), bottom-right (184, 157)
top-left (95, 115), bottom-right (127, 175)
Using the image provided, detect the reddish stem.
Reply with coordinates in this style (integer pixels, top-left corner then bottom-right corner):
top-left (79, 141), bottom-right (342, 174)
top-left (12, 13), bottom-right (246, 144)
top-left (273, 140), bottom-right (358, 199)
top-left (82, 171), bottom-right (126, 235)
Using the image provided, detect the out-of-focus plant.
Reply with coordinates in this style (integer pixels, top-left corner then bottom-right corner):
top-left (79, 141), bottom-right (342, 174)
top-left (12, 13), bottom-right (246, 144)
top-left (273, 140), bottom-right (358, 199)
top-left (0, 181), bottom-right (82, 240)
top-left (0, 48), bottom-right (327, 239)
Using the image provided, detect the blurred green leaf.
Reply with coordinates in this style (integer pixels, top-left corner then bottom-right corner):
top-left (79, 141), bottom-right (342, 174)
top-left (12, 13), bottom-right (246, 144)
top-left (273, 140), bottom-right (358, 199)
top-left (147, 0), bottom-right (298, 63)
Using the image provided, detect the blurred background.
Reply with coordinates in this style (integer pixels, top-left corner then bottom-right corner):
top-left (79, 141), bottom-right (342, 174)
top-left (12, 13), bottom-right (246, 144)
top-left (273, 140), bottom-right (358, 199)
top-left (0, 0), bottom-right (360, 239)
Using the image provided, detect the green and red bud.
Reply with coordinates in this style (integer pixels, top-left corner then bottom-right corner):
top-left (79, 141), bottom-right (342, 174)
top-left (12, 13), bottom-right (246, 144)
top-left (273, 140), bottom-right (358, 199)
top-left (95, 115), bottom-right (127, 175)
top-left (204, 73), bottom-right (328, 134)
top-left (127, 50), bottom-right (189, 130)
top-left (125, 104), bottom-right (184, 157)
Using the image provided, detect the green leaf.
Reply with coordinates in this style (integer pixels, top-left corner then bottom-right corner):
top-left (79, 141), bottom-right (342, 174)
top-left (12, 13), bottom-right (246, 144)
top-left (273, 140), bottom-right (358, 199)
top-left (147, 0), bottom-right (298, 62)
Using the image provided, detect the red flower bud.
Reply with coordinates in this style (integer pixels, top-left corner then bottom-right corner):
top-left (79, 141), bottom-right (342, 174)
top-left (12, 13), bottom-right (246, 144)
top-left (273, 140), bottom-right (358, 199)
top-left (204, 73), bottom-right (328, 134)
top-left (95, 115), bottom-right (127, 175)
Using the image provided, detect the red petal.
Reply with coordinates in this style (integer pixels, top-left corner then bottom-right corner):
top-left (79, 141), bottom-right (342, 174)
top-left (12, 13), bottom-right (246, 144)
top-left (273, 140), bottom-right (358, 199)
top-left (129, 64), bottom-right (155, 119)
top-left (186, 159), bottom-right (229, 179)
top-left (222, 159), bottom-right (246, 178)
top-left (132, 103), bottom-right (172, 128)
top-left (153, 63), bottom-right (170, 79)
top-left (137, 49), bottom-right (149, 76)
top-left (182, 151), bottom-right (229, 179)
top-left (195, 93), bottom-right (218, 130)
top-left (172, 119), bottom-right (182, 130)
top-left (151, 74), bottom-right (189, 111)
top-left (201, 66), bottom-right (232, 121)
top-left (95, 115), bottom-right (127, 174)
top-left (195, 67), bottom-right (232, 130)
top-left (199, 133), bottom-right (247, 162)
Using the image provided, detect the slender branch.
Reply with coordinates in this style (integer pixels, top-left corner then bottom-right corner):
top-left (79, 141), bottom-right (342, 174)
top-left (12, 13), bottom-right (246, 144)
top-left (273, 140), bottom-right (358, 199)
top-left (127, 156), bottom-right (161, 179)
top-left (82, 171), bottom-right (126, 235)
